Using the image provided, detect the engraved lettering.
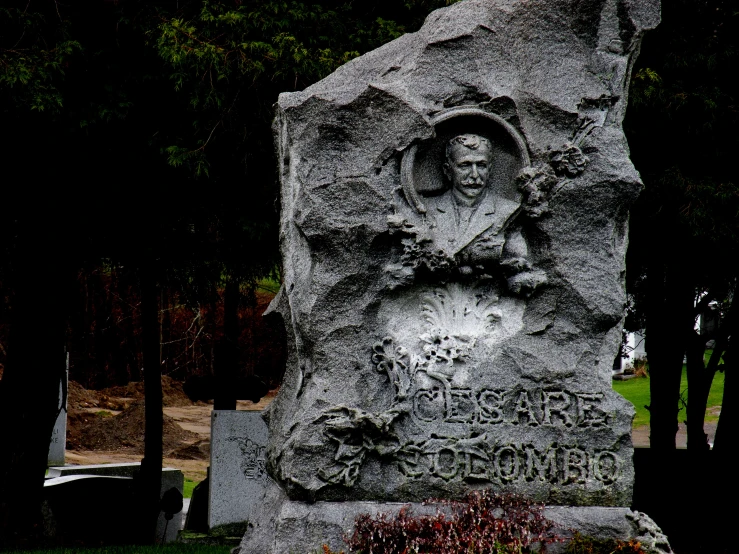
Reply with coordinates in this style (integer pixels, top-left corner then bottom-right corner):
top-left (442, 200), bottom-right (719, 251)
top-left (494, 445), bottom-right (521, 481)
top-left (542, 390), bottom-right (574, 427)
top-left (327, 340), bottom-right (629, 490)
top-left (563, 447), bottom-right (589, 484)
top-left (409, 386), bottom-right (606, 427)
top-left (478, 390), bottom-right (504, 423)
top-left (465, 451), bottom-right (491, 480)
top-left (592, 451), bottom-right (620, 483)
top-left (576, 393), bottom-right (607, 426)
top-left (413, 387), bottom-right (445, 422)
top-left (514, 390), bottom-right (539, 426)
top-left (393, 439), bottom-right (623, 487)
top-left (458, 436), bottom-right (490, 480)
top-left (397, 445), bottom-right (426, 478)
top-left (433, 447), bottom-right (459, 480)
top-left (448, 389), bottom-right (476, 422)
top-left (524, 444), bottom-right (558, 482)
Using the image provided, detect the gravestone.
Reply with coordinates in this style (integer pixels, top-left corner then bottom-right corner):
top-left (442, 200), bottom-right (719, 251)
top-left (47, 463), bottom-right (185, 542)
top-left (208, 410), bottom-right (269, 530)
top-left (47, 364), bottom-right (68, 467)
top-left (240, 0), bottom-right (665, 551)
top-left (43, 475), bottom-right (136, 543)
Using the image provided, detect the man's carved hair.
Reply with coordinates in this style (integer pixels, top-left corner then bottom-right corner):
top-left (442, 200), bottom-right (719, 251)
top-left (445, 134), bottom-right (493, 164)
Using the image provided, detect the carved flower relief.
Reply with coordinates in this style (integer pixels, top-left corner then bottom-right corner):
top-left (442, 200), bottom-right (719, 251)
top-left (229, 437), bottom-right (267, 480)
top-left (401, 236), bottom-right (453, 272)
top-left (384, 215), bottom-right (455, 283)
top-left (517, 143), bottom-right (589, 219)
top-left (316, 406), bottom-right (403, 487)
top-left (371, 284), bottom-right (503, 404)
top-left (517, 165), bottom-right (558, 219)
top-left (371, 337), bottom-right (413, 400)
top-left (420, 332), bottom-right (472, 367)
top-left (549, 142), bottom-right (589, 177)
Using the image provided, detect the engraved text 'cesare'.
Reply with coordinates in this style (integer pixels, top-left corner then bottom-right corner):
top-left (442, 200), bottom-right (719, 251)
top-left (412, 387), bottom-right (608, 427)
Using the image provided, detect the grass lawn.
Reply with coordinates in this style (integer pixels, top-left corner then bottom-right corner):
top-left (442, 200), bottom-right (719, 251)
top-left (257, 276), bottom-right (280, 295)
top-left (183, 478), bottom-right (198, 499)
top-left (2, 546), bottom-right (231, 554)
top-left (613, 355), bottom-right (725, 428)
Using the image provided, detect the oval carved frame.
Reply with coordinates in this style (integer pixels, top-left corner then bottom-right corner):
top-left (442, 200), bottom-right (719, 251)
top-left (401, 106), bottom-right (531, 214)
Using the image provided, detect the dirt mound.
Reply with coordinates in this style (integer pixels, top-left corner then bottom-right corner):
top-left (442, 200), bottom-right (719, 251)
top-left (170, 439), bottom-right (210, 461)
top-left (68, 380), bottom-right (131, 411)
top-left (67, 399), bottom-right (199, 455)
top-left (100, 375), bottom-right (192, 407)
top-left (68, 380), bottom-right (101, 410)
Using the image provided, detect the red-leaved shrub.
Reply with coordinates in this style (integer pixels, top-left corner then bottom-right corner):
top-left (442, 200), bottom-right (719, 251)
top-left (347, 490), bottom-right (561, 554)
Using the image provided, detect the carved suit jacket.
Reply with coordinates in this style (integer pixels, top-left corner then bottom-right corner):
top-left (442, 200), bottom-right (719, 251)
top-left (423, 189), bottom-right (522, 267)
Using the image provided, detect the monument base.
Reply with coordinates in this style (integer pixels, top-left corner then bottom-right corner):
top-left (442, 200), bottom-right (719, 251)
top-left (236, 480), bottom-right (672, 554)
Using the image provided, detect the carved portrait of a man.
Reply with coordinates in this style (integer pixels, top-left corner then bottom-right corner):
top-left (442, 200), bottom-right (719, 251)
top-left (419, 133), bottom-right (544, 294)
top-left (425, 134), bottom-right (515, 255)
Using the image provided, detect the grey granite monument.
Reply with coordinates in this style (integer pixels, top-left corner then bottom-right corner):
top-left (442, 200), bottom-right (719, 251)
top-left (240, 0), bottom-right (665, 551)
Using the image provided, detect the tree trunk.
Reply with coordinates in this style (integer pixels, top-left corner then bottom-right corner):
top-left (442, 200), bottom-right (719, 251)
top-left (214, 277), bottom-right (239, 410)
top-left (713, 346), bottom-right (736, 453)
top-left (160, 288), bottom-right (171, 377)
top-left (712, 343), bottom-right (739, 507)
top-left (646, 261), bottom-right (693, 450)
top-left (137, 264), bottom-right (162, 544)
top-left (686, 295), bottom-right (737, 451)
top-left (685, 329), bottom-right (710, 451)
top-left (0, 238), bottom-right (67, 547)
top-left (83, 270), bottom-right (94, 387)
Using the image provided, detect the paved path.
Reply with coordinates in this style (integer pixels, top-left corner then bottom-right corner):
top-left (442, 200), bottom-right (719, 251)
top-left (181, 499), bottom-right (190, 530)
top-left (632, 421), bottom-right (718, 448)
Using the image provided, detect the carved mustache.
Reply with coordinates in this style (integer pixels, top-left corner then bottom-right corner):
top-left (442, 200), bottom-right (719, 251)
top-left (461, 178), bottom-right (485, 187)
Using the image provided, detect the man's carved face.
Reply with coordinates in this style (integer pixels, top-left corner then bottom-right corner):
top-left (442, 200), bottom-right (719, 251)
top-left (444, 134), bottom-right (493, 201)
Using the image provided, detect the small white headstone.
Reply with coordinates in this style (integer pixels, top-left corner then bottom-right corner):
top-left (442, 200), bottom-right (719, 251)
top-left (48, 367), bottom-right (68, 467)
top-left (208, 410), bottom-right (268, 529)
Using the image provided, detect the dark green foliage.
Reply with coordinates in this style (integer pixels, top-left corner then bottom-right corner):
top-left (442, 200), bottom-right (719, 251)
top-left (151, 0), bottom-right (460, 175)
top-left (0, 7), bottom-right (81, 112)
top-left (153, 1), bottom-right (397, 175)
top-left (625, 0), bottom-right (739, 276)
top-left (0, 0), bottom-right (462, 353)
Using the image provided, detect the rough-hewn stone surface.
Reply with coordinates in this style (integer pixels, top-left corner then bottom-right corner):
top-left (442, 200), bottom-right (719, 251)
top-left (264, 0), bottom-right (659, 510)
